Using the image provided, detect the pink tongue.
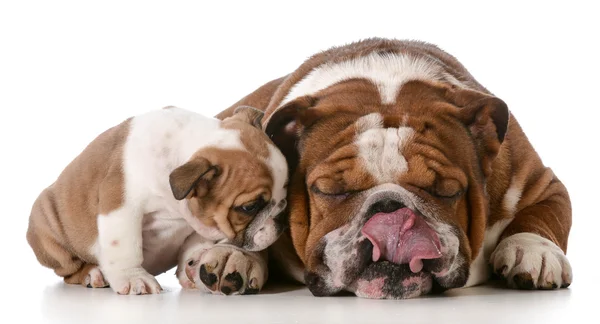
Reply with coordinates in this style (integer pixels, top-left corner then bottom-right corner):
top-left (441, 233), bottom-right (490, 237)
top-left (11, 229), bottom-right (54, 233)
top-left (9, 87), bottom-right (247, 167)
top-left (361, 208), bottom-right (442, 273)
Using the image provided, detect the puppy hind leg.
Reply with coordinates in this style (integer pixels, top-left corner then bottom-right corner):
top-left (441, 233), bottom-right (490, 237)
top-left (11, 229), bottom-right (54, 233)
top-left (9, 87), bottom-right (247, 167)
top-left (26, 193), bottom-right (84, 282)
top-left (64, 264), bottom-right (109, 288)
top-left (27, 228), bottom-right (83, 279)
top-left (26, 224), bottom-right (106, 288)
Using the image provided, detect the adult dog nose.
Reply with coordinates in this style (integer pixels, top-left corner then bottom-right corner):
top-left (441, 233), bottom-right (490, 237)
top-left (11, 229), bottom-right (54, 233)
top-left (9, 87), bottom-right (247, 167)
top-left (367, 198), bottom-right (404, 217)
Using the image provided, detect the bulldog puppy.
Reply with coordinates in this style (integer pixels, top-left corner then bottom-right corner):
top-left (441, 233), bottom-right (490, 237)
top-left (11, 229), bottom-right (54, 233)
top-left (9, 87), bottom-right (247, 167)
top-left (216, 38), bottom-right (573, 299)
top-left (26, 106), bottom-right (288, 295)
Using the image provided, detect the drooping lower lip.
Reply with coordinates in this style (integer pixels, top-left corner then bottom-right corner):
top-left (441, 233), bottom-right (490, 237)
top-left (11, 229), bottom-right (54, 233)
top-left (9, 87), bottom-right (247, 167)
top-left (351, 260), bottom-right (435, 299)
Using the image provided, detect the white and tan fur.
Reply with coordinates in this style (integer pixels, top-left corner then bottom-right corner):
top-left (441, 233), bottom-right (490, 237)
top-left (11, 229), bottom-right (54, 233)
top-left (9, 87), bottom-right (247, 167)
top-left (280, 52), bottom-right (467, 107)
top-left (27, 106), bottom-right (288, 295)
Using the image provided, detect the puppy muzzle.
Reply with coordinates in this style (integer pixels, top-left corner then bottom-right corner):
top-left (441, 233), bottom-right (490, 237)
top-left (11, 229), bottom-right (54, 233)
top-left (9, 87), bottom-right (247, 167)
top-left (241, 198), bottom-right (288, 251)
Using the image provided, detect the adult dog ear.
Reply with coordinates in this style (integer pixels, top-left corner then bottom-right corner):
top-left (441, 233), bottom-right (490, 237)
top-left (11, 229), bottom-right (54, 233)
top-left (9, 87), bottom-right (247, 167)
top-left (263, 96), bottom-right (320, 170)
top-left (231, 106), bottom-right (265, 130)
top-left (454, 91), bottom-right (510, 177)
top-left (169, 157), bottom-right (220, 200)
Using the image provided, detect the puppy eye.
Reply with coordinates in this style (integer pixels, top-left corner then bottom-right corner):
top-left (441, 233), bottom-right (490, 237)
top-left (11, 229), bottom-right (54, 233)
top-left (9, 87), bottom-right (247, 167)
top-left (235, 197), bottom-right (266, 216)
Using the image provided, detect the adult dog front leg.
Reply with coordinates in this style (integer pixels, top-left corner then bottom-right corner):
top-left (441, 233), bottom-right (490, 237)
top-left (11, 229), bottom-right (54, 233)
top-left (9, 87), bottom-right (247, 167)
top-left (490, 168), bottom-right (572, 290)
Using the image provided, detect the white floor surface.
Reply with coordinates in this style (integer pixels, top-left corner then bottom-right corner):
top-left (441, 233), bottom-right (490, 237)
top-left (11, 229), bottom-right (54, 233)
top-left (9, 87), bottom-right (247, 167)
top-left (2, 2), bottom-right (598, 323)
top-left (6, 258), bottom-right (595, 324)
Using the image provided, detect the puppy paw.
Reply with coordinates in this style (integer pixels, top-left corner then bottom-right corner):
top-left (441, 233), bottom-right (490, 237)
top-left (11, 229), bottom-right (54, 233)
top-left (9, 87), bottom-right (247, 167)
top-left (64, 264), bottom-right (109, 288)
top-left (105, 267), bottom-right (162, 295)
top-left (490, 233), bottom-right (572, 290)
top-left (83, 266), bottom-right (109, 288)
top-left (182, 245), bottom-right (267, 295)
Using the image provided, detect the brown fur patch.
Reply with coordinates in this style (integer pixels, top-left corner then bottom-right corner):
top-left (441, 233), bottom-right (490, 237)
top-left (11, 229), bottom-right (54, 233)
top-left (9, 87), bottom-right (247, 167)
top-left (221, 113), bottom-right (270, 160)
top-left (182, 147), bottom-right (273, 240)
top-left (26, 118), bottom-right (131, 279)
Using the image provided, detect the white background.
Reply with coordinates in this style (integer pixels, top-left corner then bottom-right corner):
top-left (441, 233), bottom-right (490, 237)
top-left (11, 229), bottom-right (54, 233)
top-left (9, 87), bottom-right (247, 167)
top-left (0, 1), bottom-right (598, 323)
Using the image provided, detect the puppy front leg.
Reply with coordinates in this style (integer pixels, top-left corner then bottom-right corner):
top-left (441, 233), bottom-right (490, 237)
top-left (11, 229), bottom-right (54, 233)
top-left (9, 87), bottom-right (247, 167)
top-left (98, 206), bottom-right (161, 295)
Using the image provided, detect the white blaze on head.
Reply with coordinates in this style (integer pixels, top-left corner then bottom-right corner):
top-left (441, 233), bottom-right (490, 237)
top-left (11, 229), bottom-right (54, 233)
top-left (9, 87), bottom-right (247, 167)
top-left (281, 52), bottom-right (451, 107)
top-left (355, 112), bottom-right (384, 133)
top-left (355, 114), bottom-right (414, 183)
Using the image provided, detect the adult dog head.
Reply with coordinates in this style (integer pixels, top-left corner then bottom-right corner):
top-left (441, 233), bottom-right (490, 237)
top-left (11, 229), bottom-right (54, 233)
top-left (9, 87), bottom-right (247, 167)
top-left (249, 39), bottom-right (512, 299)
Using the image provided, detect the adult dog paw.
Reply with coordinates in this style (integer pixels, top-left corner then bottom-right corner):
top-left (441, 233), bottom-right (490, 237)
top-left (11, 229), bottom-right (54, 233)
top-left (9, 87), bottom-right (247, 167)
top-left (490, 233), bottom-right (572, 289)
top-left (181, 245), bottom-right (267, 295)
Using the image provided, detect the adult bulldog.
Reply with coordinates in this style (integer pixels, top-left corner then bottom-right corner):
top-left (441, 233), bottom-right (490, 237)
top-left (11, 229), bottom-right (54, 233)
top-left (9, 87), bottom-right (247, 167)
top-left (216, 38), bottom-right (572, 299)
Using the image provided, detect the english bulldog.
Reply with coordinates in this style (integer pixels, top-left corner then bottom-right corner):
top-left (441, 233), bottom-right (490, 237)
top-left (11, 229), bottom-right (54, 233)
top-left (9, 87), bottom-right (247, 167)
top-left (26, 106), bottom-right (288, 295)
top-left (216, 38), bottom-right (573, 299)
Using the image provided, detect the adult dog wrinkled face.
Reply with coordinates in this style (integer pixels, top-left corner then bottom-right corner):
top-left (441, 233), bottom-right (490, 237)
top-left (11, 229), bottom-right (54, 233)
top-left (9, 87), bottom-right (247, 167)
top-left (265, 80), bottom-right (509, 299)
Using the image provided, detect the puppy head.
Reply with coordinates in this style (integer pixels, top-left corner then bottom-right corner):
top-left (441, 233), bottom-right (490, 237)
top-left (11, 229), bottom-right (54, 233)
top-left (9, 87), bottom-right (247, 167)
top-left (264, 79), bottom-right (509, 298)
top-left (169, 107), bottom-right (288, 251)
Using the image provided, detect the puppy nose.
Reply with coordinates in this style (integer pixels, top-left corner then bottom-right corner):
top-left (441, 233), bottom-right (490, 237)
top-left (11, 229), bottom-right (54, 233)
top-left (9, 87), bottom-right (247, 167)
top-left (277, 198), bottom-right (287, 211)
top-left (367, 199), bottom-right (404, 217)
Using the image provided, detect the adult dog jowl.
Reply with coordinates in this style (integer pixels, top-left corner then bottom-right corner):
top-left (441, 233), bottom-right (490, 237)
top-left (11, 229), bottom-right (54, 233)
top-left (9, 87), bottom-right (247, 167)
top-left (216, 38), bottom-right (573, 299)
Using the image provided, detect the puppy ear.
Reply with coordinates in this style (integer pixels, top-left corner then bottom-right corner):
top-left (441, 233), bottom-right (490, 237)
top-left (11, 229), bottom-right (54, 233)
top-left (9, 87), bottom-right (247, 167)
top-left (169, 157), bottom-right (220, 200)
top-left (232, 106), bottom-right (265, 130)
top-left (456, 93), bottom-right (510, 177)
top-left (263, 96), bottom-right (319, 171)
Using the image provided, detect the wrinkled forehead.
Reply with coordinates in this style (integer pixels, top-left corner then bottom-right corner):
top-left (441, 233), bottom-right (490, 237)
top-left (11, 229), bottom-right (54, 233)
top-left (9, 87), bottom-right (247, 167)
top-left (210, 148), bottom-right (273, 186)
top-left (306, 113), bottom-right (417, 167)
top-left (304, 110), bottom-right (471, 187)
top-left (353, 113), bottom-right (415, 183)
top-left (294, 78), bottom-right (480, 184)
top-left (298, 79), bottom-right (455, 144)
top-left (300, 109), bottom-right (414, 159)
